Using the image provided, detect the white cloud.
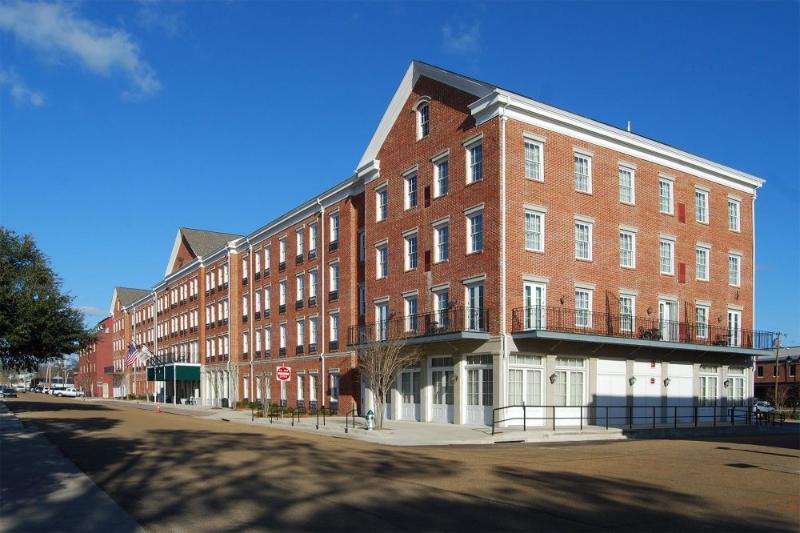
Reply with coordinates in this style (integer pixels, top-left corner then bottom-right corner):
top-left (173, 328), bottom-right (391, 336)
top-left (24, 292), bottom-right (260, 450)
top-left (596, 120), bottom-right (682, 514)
top-left (441, 21), bottom-right (481, 54)
top-left (75, 305), bottom-right (108, 317)
top-left (0, 1), bottom-right (161, 98)
top-left (0, 68), bottom-right (45, 106)
top-left (136, 1), bottom-right (183, 38)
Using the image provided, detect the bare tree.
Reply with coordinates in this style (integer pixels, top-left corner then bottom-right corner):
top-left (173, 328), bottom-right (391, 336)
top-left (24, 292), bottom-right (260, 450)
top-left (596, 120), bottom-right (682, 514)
top-left (358, 338), bottom-right (420, 430)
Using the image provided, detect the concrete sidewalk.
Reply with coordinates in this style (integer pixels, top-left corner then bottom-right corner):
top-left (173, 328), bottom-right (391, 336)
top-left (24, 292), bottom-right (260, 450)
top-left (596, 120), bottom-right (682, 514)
top-left (0, 402), bottom-right (142, 533)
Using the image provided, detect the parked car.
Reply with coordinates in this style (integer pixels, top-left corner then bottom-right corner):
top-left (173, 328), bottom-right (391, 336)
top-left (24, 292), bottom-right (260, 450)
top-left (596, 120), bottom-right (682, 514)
top-left (54, 387), bottom-right (84, 398)
top-left (752, 400), bottom-right (775, 414)
top-left (42, 387), bottom-right (51, 394)
top-left (0, 387), bottom-right (18, 398)
top-left (14, 385), bottom-right (26, 392)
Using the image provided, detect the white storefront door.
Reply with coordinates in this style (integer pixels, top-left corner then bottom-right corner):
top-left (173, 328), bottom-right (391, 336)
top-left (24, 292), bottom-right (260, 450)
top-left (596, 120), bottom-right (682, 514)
top-left (595, 358), bottom-right (627, 426)
top-left (632, 361), bottom-right (662, 424)
top-left (659, 300), bottom-right (678, 341)
top-left (400, 369), bottom-right (421, 421)
top-left (553, 357), bottom-right (587, 427)
top-left (668, 363), bottom-right (694, 422)
top-left (465, 354), bottom-right (493, 425)
top-left (430, 357), bottom-right (454, 423)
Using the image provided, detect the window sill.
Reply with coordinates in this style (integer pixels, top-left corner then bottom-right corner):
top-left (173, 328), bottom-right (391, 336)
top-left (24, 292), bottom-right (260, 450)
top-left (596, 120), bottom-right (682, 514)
top-left (575, 257), bottom-right (592, 262)
top-left (525, 248), bottom-right (544, 254)
top-left (696, 278), bottom-right (709, 282)
top-left (575, 189), bottom-right (593, 196)
top-left (728, 229), bottom-right (741, 234)
top-left (404, 267), bottom-right (418, 273)
top-left (466, 250), bottom-right (483, 256)
top-left (433, 259), bottom-right (449, 265)
top-left (620, 264), bottom-right (636, 270)
top-left (696, 220), bottom-right (709, 225)
top-left (729, 284), bottom-right (741, 288)
top-left (620, 200), bottom-right (636, 207)
top-left (660, 272), bottom-right (675, 277)
top-left (525, 176), bottom-right (544, 183)
top-left (660, 211), bottom-right (674, 216)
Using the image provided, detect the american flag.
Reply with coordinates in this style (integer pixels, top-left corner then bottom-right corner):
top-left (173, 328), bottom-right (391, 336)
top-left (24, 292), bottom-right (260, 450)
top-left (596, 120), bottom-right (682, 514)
top-left (125, 342), bottom-right (140, 368)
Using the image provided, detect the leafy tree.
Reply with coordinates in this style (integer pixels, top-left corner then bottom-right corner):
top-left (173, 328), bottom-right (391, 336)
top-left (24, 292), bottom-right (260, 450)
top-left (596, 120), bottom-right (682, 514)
top-left (358, 338), bottom-right (419, 430)
top-left (0, 228), bottom-right (93, 371)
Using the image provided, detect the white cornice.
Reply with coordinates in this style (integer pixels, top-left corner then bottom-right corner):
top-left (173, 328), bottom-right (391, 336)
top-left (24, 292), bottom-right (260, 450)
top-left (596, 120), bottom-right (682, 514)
top-left (471, 91), bottom-right (764, 194)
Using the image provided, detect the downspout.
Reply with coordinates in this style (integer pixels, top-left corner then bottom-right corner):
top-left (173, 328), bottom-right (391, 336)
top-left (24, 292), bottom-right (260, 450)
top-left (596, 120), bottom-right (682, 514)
top-left (151, 292), bottom-right (157, 403)
top-left (499, 97), bottom-right (510, 391)
top-left (317, 198), bottom-right (326, 409)
top-left (246, 237), bottom-right (254, 404)
top-left (226, 248), bottom-right (232, 408)
top-left (751, 191), bottom-right (757, 399)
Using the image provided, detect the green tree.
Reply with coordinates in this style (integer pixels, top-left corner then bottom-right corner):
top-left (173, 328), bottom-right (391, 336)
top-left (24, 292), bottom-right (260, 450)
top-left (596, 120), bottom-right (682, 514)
top-left (0, 228), bottom-right (93, 371)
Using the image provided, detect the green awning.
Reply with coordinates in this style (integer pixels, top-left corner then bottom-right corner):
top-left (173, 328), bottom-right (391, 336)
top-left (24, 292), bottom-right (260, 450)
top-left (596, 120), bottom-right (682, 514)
top-left (147, 364), bottom-right (200, 382)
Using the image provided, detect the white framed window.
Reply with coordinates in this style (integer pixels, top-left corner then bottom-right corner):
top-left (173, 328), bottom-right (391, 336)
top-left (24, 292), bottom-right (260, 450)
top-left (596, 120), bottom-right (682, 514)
top-left (659, 178), bottom-right (674, 214)
top-left (404, 232), bottom-right (418, 271)
top-left (467, 210), bottom-right (483, 253)
top-left (465, 282), bottom-right (485, 331)
top-left (619, 294), bottom-right (635, 333)
top-left (358, 285), bottom-right (366, 316)
top-left (434, 221), bottom-right (449, 263)
top-left (264, 286), bottom-right (271, 312)
top-left (659, 238), bottom-right (675, 275)
top-left (434, 288), bottom-right (449, 326)
top-left (434, 157), bottom-right (449, 197)
top-left (696, 246), bottom-right (710, 281)
top-left (264, 327), bottom-right (271, 351)
top-left (574, 153), bottom-right (591, 193)
top-left (358, 230), bottom-right (365, 262)
top-left (296, 319), bottom-right (305, 348)
top-left (245, 331), bottom-right (251, 354)
top-left (279, 238), bottom-right (287, 263)
top-left (296, 273), bottom-right (304, 301)
top-left (309, 270), bottom-right (317, 298)
top-left (242, 257), bottom-right (249, 280)
top-left (525, 209), bottom-right (544, 252)
top-left (376, 244), bottom-right (388, 279)
top-left (375, 185), bottom-right (388, 222)
top-left (466, 141), bottom-right (483, 183)
top-left (728, 367), bottom-right (746, 406)
top-left (575, 289), bottom-right (592, 328)
top-left (619, 230), bottom-right (636, 268)
top-left (695, 304), bottom-right (709, 339)
top-left (279, 280), bottom-right (286, 306)
top-left (297, 373), bottom-right (305, 402)
top-left (309, 222), bottom-right (317, 252)
top-left (296, 228), bottom-right (304, 257)
top-left (727, 309), bottom-right (742, 347)
top-left (309, 316), bottom-right (318, 346)
top-left (695, 188), bottom-right (709, 223)
top-left (524, 140), bottom-right (543, 181)
top-left (699, 365), bottom-right (719, 406)
top-left (329, 262), bottom-right (339, 292)
top-left (329, 212), bottom-right (340, 242)
top-left (404, 173), bottom-right (417, 209)
top-left (404, 295), bottom-right (418, 332)
top-left (575, 220), bottom-right (592, 261)
top-left (508, 355), bottom-right (544, 406)
top-left (523, 282), bottom-right (546, 330)
top-left (728, 198), bottom-right (741, 231)
top-left (375, 302), bottom-right (389, 340)
top-left (619, 166), bottom-right (635, 204)
top-left (279, 323), bottom-right (287, 349)
top-left (554, 357), bottom-right (586, 407)
top-left (264, 245), bottom-right (270, 271)
top-left (417, 101), bottom-right (429, 139)
top-left (728, 253), bottom-right (741, 287)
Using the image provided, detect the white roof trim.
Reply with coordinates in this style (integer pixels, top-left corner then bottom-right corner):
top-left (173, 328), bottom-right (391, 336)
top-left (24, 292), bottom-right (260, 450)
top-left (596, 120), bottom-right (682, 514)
top-left (357, 61), bottom-right (495, 169)
top-left (165, 229), bottom-right (184, 277)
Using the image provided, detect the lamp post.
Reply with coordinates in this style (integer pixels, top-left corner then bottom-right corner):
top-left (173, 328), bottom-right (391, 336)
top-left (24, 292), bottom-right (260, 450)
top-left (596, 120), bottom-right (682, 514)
top-left (774, 334), bottom-right (782, 408)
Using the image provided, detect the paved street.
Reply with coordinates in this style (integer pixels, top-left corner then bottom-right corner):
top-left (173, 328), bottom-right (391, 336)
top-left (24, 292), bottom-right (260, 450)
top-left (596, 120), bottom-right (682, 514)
top-left (4, 394), bottom-right (799, 532)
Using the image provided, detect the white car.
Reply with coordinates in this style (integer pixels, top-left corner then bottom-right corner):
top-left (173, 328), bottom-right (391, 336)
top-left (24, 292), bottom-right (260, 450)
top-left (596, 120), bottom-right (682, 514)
top-left (752, 400), bottom-right (775, 414)
top-left (54, 387), bottom-right (84, 398)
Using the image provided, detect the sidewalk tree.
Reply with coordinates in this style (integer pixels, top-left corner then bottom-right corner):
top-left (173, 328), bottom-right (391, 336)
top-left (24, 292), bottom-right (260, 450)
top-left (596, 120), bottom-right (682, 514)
top-left (358, 338), bottom-right (419, 430)
top-left (0, 228), bottom-right (94, 371)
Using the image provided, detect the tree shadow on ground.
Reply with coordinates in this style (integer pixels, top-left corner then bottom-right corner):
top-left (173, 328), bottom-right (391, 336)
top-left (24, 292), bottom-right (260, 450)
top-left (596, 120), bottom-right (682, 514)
top-left (6, 399), bottom-right (114, 413)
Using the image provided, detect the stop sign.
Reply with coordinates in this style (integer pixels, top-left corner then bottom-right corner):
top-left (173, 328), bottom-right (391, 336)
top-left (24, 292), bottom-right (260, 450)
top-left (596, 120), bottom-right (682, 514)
top-left (275, 366), bottom-right (291, 381)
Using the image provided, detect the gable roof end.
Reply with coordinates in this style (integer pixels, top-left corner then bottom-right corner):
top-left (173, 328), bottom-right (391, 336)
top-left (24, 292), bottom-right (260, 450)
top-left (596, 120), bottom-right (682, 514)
top-left (165, 227), bottom-right (243, 276)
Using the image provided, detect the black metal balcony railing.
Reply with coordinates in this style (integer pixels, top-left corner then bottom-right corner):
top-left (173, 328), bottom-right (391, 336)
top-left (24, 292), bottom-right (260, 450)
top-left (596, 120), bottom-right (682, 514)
top-left (329, 240), bottom-right (339, 252)
top-left (255, 311), bottom-right (261, 320)
top-left (329, 340), bottom-right (339, 351)
top-left (296, 254), bottom-right (304, 265)
top-left (308, 296), bottom-right (317, 307)
top-left (329, 290), bottom-right (338, 302)
top-left (296, 300), bottom-right (304, 310)
top-left (308, 343), bottom-right (317, 354)
top-left (264, 268), bottom-right (270, 277)
top-left (279, 347), bottom-right (287, 357)
top-left (296, 345), bottom-right (305, 355)
top-left (347, 307), bottom-right (490, 345)
top-left (308, 249), bottom-right (317, 261)
top-left (255, 272), bottom-right (261, 281)
top-left (279, 304), bottom-right (286, 314)
top-left (279, 261), bottom-right (286, 272)
top-left (510, 306), bottom-right (776, 350)
top-left (242, 277), bottom-right (248, 286)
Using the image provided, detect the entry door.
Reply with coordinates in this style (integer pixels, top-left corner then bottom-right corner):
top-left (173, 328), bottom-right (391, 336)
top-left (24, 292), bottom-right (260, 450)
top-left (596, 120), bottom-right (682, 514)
top-left (523, 282), bottom-right (546, 330)
top-left (727, 310), bottom-right (742, 347)
top-left (667, 363), bottom-right (694, 423)
top-left (400, 369), bottom-right (421, 421)
top-left (466, 284), bottom-right (485, 331)
top-left (633, 361), bottom-right (662, 424)
top-left (430, 368), bottom-right (454, 423)
top-left (102, 383), bottom-right (109, 399)
top-left (466, 367), bottom-right (493, 425)
top-left (659, 300), bottom-right (678, 341)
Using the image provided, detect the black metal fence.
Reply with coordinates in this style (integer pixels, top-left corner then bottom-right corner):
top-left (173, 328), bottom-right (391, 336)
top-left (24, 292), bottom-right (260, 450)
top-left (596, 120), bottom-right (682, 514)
top-left (347, 307), bottom-right (489, 346)
top-left (491, 403), bottom-right (785, 435)
top-left (511, 306), bottom-right (776, 350)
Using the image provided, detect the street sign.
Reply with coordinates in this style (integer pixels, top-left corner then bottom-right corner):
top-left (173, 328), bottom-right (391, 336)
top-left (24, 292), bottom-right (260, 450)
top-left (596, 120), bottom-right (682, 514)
top-left (276, 366), bottom-right (291, 382)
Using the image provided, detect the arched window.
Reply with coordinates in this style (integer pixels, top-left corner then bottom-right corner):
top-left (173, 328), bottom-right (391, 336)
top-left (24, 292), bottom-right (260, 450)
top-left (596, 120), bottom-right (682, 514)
top-left (415, 97), bottom-right (430, 139)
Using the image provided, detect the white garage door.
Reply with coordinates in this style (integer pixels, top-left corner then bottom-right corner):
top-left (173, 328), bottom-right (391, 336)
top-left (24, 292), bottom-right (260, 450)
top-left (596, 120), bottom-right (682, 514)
top-left (668, 363), bottom-right (694, 423)
top-left (596, 359), bottom-right (627, 426)
top-left (633, 361), bottom-right (662, 425)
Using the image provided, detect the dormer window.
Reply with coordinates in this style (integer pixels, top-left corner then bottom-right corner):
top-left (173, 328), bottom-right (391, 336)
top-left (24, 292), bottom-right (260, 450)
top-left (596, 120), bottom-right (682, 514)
top-left (415, 97), bottom-right (430, 139)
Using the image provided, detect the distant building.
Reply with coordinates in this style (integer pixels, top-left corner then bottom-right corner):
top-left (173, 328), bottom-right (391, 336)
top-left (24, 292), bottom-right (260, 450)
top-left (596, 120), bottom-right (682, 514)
top-left (76, 317), bottom-right (113, 397)
top-left (755, 347), bottom-right (800, 405)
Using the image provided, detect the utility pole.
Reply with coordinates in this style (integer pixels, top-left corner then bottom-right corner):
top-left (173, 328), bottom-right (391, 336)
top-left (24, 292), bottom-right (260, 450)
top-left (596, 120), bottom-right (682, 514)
top-left (774, 334), bottom-right (782, 408)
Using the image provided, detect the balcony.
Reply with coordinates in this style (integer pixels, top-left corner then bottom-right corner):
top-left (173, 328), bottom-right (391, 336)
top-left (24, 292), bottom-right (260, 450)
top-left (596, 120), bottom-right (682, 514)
top-left (255, 272), bottom-right (261, 281)
top-left (308, 343), bottom-right (317, 354)
top-left (296, 300), bottom-right (304, 310)
top-left (348, 307), bottom-right (490, 346)
top-left (296, 254), bottom-right (304, 265)
top-left (329, 340), bottom-right (339, 351)
top-left (243, 315), bottom-right (248, 323)
top-left (329, 240), bottom-right (338, 252)
top-left (308, 249), bottom-right (317, 261)
top-left (279, 304), bottom-right (286, 314)
top-left (242, 277), bottom-right (248, 286)
top-left (308, 296), bottom-right (317, 307)
top-left (264, 268), bottom-right (270, 277)
top-left (510, 306), bottom-right (776, 352)
top-left (328, 290), bottom-right (338, 302)
top-left (279, 347), bottom-right (287, 357)
top-left (279, 261), bottom-right (286, 273)
top-left (296, 345), bottom-right (305, 355)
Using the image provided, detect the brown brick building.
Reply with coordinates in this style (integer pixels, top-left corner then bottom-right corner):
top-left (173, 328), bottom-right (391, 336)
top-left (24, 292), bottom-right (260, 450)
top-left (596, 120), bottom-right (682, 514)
top-left (109, 61), bottom-right (774, 425)
top-left (76, 316), bottom-right (113, 397)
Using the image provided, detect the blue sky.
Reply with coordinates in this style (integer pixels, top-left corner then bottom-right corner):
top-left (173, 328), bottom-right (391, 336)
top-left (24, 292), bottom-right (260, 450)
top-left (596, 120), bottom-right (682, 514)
top-left (1, 1), bottom-right (798, 344)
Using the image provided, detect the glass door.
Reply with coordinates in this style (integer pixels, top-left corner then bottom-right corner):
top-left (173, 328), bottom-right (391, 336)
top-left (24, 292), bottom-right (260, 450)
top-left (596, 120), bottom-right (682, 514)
top-left (727, 310), bottom-right (742, 347)
top-left (466, 283), bottom-right (485, 331)
top-left (400, 368), bottom-right (421, 421)
top-left (659, 300), bottom-right (677, 341)
top-left (430, 357), bottom-right (454, 423)
top-left (523, 282), bottom-right (546, 330)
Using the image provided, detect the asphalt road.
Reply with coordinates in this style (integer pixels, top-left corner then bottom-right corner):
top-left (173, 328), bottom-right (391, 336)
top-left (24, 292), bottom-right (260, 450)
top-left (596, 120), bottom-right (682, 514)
top-left (5, 395), bottom-right (800, 532)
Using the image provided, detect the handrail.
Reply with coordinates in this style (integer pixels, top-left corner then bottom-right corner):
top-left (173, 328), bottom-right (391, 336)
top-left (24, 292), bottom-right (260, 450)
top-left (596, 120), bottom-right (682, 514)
top-left (347, 307), bottom-right (490, 345)
top-left (510, 306), bottom-right (776, 350)
top-left (490, 403), bottom-right (769, 436)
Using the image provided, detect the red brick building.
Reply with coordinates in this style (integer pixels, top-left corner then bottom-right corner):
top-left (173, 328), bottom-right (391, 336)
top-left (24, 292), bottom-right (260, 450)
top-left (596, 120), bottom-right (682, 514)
top-left (755, 348), bottom-right (800, 405)
top-left (76, 317), bottom-right (113, 398)
top-left (109, 61), bottom-right (774, 425)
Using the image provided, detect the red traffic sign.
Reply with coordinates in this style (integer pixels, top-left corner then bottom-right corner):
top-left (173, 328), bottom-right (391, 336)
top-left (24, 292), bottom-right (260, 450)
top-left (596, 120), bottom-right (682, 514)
top-left (275, 366), bottom-right (292, 382)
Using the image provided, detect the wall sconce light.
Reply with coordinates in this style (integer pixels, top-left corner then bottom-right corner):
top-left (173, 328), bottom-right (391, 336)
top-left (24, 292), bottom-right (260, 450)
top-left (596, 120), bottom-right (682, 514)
top-left (646, 307), bottom-right (652, 315)
top-left (736, 290), bottom-right (740, 300)
top-left (549, 373), bottom-right (558, 384)
top-left (723, 379), bottom-right (731, 388)
top-left (629, 376), bottom-right (637, 386)
top-left (559, 295), bottom-right (565, 305)
top-left (663, 377), bottom-right (671, 387)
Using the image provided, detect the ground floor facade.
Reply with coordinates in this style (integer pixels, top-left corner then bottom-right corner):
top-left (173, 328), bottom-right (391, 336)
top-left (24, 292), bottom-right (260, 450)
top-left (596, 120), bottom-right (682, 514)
top-left (362, 335), bottom-right (759, 428)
